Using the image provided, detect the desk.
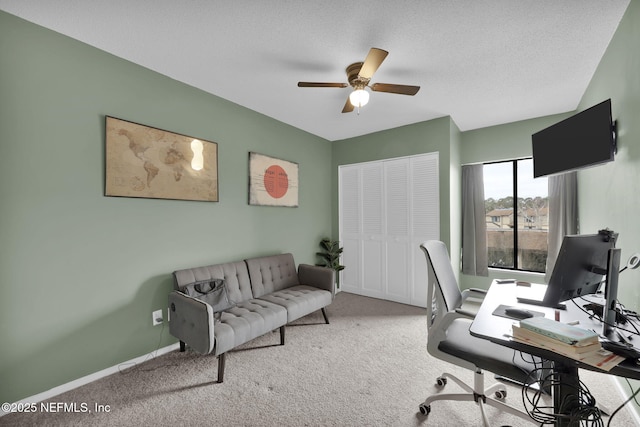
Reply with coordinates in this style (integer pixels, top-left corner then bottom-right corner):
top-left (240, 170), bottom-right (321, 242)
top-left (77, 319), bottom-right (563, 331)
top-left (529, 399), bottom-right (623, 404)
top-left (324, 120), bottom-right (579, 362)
top-left (470, 280), bottom-right (640, 427)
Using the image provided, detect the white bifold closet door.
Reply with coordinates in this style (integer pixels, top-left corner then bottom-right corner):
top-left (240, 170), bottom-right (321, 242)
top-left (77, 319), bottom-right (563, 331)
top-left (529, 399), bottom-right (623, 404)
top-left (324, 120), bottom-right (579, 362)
top-left (339, 152), bottom-right (439, 307)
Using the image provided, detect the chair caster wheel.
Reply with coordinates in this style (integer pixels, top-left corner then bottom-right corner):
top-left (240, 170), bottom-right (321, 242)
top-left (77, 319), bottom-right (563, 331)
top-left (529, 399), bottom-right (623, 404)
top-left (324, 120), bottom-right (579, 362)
top-left (419, 404), bottom-right (431, 415)
top-left (495, 389), bottom-right (507, 399)
top-left (436, 376), bottom-right (447, 387)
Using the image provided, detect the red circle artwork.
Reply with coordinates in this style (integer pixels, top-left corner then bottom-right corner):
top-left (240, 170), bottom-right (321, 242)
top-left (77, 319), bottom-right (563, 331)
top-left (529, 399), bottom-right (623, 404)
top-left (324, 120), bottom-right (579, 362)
top-left (264, 165), bottom-right (289, 199)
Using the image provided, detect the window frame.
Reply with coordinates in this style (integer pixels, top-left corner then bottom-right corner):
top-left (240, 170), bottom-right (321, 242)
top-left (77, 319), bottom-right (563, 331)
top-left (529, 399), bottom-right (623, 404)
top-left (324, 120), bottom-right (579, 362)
top-left (484, 157), bottom-right (547, 273)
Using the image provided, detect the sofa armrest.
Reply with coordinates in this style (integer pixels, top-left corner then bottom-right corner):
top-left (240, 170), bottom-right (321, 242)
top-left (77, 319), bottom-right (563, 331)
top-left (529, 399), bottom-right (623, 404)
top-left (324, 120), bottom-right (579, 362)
top-left (298, 264), bottom-right (336, 297)
top-left (168, 291), bottom-right (215, 355)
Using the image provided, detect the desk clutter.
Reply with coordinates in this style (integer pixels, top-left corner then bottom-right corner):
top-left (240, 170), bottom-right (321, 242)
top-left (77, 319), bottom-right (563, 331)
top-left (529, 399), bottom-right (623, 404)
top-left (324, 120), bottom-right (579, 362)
top-left (492, 304), bottom-right (544, 320)
top-left (511, 317), bottom-right (626, 371)
top-left (519, 316), bottom-right (598, 345)
top-left (472, 257), bottom-right (640, 426)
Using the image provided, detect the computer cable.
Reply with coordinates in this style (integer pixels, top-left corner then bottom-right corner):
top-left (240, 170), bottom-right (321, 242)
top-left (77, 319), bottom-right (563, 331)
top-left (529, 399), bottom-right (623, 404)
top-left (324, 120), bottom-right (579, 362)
top-left (623, 377), bottom-right (640, 407)
top-left (573, 297), bottom-right (640, 339)
top-left (606, 379), bottom-right (640, 427)
top-left (117, 319), bottom-right (178, 373)
top-left (579, 297), bottom-right (629, 326)
top-left (511, 349), bottom-right (548, 391)
top-left (521, 367), bottom-right (556, 425)
top-left (513, 294), bottom-right (638, 424)
top-left (513, 348), bottom-right (544, 370)
top-left (618, 304), bottom-right (640, 321)
top-left (613, 301), bottom-right (640, 334)
top-left (521, 366), bottom-right (604, 426)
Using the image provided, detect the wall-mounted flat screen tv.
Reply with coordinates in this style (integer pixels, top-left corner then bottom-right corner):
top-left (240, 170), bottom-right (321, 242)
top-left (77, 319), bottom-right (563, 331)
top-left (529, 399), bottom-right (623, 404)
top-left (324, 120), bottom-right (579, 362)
top-left (532, 99), bottom-right (616, 178)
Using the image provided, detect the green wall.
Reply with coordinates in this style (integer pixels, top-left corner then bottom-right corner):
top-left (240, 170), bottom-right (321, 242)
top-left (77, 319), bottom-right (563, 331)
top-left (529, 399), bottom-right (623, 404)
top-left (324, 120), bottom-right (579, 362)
top-left (460, 113), bottom-right (572, 166)
top-left (0, 11), bottom-right (332, 404)
top-left (573, 0), bottom-right (640, 403)
top-left (577, 0), bottom-right (640, 308)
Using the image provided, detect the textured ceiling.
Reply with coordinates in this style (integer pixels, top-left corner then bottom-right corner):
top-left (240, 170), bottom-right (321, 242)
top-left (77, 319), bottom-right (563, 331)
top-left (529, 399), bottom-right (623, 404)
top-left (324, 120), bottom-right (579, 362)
top-left (0, 0), bottom-right (630, 141)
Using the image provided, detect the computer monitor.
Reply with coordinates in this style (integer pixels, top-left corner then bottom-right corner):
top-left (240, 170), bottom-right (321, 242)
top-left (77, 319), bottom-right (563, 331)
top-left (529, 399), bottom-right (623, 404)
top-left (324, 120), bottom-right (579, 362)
top-left (541, 230), bottom-right (618, 308)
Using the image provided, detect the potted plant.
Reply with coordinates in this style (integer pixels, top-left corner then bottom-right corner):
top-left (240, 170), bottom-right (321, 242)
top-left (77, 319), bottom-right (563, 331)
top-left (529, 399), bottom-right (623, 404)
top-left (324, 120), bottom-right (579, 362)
top-left (316, 238), bottom-right (345, 289)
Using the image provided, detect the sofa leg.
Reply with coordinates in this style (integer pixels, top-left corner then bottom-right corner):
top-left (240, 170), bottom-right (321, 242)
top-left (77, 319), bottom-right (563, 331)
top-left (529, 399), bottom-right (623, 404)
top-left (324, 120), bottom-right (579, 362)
top-left (321, 307), bottom-right (330, 324)
top-left (280, 325), bottom-right (286, 345)
top-left (217, 353), bottom-right (226, 383)
top-left (180, 341), bottom-right (186, 352)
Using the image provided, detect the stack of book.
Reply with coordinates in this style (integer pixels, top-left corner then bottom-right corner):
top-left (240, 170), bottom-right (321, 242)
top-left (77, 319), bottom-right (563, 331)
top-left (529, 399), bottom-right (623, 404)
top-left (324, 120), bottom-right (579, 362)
top-left (512, 316), bottom-right (625, 371)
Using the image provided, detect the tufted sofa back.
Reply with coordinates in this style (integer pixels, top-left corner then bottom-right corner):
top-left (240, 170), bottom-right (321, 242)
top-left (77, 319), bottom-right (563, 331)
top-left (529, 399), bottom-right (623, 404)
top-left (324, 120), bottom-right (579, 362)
top-left (245, 253), bottom-right (300, 298)
top-left (173, 260), bottom-right (254, 304)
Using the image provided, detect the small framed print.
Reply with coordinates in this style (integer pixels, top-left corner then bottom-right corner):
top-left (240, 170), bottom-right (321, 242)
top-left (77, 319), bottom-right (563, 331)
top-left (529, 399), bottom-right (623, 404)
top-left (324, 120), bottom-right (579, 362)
top-left (248, 152), bottom-right (298, 207)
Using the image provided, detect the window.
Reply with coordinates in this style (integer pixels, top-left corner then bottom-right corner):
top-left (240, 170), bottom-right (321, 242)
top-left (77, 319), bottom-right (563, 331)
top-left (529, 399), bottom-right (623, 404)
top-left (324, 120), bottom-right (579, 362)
top-left (483, 158), bottom-right (548, 272)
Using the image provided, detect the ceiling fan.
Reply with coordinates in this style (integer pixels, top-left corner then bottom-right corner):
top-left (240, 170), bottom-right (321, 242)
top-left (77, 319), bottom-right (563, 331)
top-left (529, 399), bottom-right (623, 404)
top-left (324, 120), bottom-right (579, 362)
top-left (297, 47), bottom-right (420, 113)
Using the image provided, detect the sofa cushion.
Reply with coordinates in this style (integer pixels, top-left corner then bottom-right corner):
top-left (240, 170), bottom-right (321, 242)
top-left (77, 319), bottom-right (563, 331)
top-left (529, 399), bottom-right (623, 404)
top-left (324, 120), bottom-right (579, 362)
top-left (258, 285), bottom-right (333, 323)
top-left (213, 299), bottom-right (288, 355)
top-left (173, 261), bottom-right (253, 304)
top-left (245, 253), bottom-right (299, 298)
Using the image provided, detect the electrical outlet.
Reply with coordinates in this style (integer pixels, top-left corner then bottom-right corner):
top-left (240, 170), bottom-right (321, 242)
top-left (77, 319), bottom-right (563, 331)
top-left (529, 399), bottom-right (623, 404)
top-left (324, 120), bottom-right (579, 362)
top-left (152, 309), bottom-right (163, 326)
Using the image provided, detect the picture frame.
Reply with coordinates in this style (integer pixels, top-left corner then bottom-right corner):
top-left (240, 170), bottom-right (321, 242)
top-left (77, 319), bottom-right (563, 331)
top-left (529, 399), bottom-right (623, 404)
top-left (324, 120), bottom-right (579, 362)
top-left (248, 152), bottom-right (299, 207)
top-left (105, 116), bottom-right (218, 202)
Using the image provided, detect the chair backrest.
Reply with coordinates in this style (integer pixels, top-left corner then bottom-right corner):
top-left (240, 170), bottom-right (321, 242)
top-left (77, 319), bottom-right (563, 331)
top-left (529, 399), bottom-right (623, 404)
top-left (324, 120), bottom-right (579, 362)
top-left (420, 241), bottom-right (463, 326)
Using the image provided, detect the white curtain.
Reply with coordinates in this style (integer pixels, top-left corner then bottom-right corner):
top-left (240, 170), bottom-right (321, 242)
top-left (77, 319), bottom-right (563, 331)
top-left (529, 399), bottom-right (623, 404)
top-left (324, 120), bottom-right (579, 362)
top-left (545, 172), bottom-right (578, 281)
top-left (461, 164), bottom-right (488, 276)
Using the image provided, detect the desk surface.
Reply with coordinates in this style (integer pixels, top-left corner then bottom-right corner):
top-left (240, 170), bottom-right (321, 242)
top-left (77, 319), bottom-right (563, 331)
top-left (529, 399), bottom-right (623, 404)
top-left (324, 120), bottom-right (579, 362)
top-left (469, 280), bottom-right (640, 380)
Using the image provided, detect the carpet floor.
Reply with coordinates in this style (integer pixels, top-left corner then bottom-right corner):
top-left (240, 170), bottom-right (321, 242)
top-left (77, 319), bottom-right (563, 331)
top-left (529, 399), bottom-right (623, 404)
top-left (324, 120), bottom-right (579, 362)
top-left (1, 292), bottom-right (637, 426)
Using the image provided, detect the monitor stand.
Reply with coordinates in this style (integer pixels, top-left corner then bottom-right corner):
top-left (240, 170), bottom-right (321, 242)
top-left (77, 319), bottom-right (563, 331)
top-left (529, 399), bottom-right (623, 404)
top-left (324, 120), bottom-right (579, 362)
top-left (602, 248), bottom-right (622, 338)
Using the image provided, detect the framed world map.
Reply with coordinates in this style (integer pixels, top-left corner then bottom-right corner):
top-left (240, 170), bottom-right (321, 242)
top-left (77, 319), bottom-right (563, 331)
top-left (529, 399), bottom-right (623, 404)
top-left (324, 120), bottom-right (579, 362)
top-left (248, 152), bottom-right (298, 207)
top-left (105, 116), bottom-right (218, 202)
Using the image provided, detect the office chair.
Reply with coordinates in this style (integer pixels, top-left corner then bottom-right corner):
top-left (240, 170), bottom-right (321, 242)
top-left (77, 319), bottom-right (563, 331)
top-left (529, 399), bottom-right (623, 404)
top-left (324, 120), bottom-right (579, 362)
top-left (418, 240), bottom-right (537, 426)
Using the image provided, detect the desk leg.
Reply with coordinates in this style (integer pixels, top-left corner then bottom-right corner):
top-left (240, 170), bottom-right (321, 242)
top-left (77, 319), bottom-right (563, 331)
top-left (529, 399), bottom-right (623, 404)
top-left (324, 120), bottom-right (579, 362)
top-left (553, 363), bottom-right (580, 427)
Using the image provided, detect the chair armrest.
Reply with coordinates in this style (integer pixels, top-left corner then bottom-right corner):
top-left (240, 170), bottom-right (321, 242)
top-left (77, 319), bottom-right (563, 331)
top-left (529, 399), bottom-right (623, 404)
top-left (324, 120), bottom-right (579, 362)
top-left (460, 288), bottom-right (487, 317)
top-left (461, 288), bottom-right (487, 299)
top-left (168, 291), bottom-right (215, 355)
top-left (428, 310), bottom-right (473, 351)
top-left (298, 264), bottom-right (336, 297)
top-left (454, 308), bottom-right (477, 319)
top-left (433, 309), bottom-right (472, 331)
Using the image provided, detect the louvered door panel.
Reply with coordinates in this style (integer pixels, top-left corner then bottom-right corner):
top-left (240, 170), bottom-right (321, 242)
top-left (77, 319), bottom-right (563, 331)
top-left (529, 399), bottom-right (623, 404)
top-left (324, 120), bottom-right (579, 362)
top-left (385, 159), bottom-right (411, 302)
top-left (410, 153), bottom-right (440, 306)
top-left (339, 152), bottom-right (439, 306)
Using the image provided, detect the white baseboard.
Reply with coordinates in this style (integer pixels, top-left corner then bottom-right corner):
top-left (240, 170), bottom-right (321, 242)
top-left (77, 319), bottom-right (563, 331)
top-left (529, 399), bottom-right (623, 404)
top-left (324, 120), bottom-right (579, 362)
top-left (612, 375), bottom-right (640, 424)
top-left (340, 286), bottom-right (425, 308)
top-left (0, 342), bottom-right (180, 417)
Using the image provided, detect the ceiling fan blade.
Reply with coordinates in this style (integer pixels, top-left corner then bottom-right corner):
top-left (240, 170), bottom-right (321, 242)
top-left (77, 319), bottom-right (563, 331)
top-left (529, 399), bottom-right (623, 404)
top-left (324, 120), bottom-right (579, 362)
top-left (358, 48), bottom-right (388, 80)
top-left (370, 83), bottom-right (420, 96)
top-left (342, 97), bottom-right (354, 113)
top-left (298, 82), bottom-right (348, 88)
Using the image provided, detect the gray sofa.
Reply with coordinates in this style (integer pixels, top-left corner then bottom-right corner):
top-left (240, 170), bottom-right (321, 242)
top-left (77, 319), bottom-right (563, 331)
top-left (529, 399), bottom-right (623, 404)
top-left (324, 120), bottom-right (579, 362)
top-left (168, 253), bottom-right (335, 382)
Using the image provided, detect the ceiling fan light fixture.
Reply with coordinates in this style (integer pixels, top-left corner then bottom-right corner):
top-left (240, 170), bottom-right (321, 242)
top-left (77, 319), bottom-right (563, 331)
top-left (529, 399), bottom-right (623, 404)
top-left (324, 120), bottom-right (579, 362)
top-left (297, 48), bottom-right (419, 114)
top-left (349, 88), bottom-right (369, 108)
